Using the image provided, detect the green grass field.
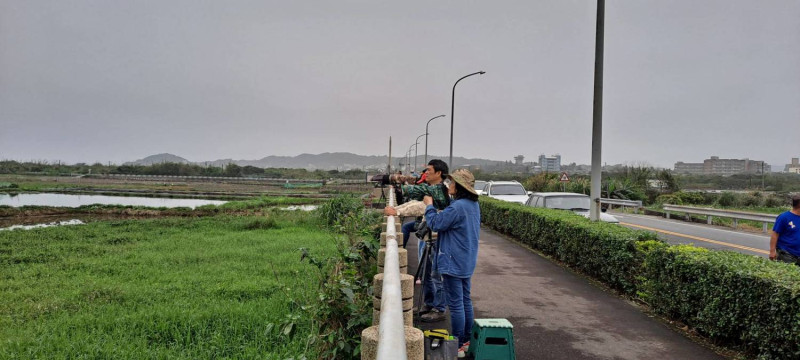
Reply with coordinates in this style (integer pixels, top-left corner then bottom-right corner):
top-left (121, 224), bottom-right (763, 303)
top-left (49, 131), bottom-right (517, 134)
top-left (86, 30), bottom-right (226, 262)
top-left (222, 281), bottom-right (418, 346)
top-left (0, 211), bottom-right (339, 359)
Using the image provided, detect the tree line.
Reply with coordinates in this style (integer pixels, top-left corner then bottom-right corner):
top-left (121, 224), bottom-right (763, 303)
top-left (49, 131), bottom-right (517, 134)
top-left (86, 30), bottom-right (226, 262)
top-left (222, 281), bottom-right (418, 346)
top-left (0, 160), bottom-right (368, 180)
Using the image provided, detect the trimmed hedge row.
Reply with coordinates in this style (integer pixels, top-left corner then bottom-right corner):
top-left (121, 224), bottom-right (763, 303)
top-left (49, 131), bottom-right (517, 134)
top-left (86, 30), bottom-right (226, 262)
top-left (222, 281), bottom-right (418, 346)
top-left (642, 244), bottom-right (800, 359)
top-left (479, 197), bottom-right (658, 294)
top-left (479, 197), bottom-right (800, 359)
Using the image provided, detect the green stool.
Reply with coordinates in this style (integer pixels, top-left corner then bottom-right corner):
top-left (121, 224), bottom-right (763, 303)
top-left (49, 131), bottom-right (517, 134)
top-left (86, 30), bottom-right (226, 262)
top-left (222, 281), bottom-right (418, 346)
top-left (468, 318), bottom-right (515, 360)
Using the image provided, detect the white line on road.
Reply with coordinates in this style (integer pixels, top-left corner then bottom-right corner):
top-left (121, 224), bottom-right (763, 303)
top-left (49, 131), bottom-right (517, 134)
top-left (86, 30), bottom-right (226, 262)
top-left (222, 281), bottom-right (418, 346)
top-left (613, 213), bottom-right (770, 239)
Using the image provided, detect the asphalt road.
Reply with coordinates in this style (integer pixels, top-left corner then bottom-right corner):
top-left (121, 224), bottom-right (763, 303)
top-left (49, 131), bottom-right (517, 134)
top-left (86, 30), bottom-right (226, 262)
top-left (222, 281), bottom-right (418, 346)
top-left (613, 212), bottom-right (770, 257)
top-left (405, 220), bottom-right (723, 359)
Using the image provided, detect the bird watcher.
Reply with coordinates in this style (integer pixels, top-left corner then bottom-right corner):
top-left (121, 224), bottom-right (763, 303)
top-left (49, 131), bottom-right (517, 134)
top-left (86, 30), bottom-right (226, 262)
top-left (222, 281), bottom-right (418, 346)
top-left (422, 168), bottom-right (481, 357)
top-left (770, 194), bottom-right (800, 266)
top-left (384, 159), bottom-right (450, 322)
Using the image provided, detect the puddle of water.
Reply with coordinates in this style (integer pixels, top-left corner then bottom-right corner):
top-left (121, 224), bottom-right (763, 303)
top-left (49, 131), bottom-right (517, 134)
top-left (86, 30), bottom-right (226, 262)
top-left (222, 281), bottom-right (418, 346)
top-left (0, 193), bottom-right (226, 209)
top-left (0, 219), bottom-right (85, 231)
top-left (281, 205), bottom-right (319, 211)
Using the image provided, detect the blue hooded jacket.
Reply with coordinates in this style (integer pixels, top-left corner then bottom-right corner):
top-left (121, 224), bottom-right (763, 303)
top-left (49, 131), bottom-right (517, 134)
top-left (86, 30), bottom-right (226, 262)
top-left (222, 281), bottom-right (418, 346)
top-left (424, 198), bottom-right (480, 278)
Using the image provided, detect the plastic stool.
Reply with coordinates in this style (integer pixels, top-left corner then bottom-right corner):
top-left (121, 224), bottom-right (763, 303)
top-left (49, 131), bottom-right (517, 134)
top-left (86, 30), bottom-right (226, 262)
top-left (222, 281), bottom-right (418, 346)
top-left (468, 318), bottom-right (515, 360)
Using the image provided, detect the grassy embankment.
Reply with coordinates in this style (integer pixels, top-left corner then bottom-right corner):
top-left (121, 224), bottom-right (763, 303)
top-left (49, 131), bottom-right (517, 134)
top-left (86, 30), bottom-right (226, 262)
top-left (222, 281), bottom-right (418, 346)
top-left (0, 206), bottom-right (346, 358)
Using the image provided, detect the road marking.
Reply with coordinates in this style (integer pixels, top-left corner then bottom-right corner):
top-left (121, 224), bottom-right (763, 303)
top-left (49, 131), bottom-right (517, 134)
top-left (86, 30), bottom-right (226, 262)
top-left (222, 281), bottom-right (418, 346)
top-left (614, 213), bottom-right (769, 239)
top-left (620, 222), bottom-right (769, 255)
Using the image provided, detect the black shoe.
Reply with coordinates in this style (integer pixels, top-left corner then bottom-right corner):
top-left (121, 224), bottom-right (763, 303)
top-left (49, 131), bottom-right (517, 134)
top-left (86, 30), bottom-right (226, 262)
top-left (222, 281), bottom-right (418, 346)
top-left (418, 304), bottom-right (433, 314)
top-left (420, 308), bottom-right (445, 322)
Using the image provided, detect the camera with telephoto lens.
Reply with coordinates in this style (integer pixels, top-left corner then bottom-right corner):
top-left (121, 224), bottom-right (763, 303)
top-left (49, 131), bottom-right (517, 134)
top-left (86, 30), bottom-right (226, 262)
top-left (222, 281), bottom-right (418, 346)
top-left (414, 218), bottom-right (432, 241)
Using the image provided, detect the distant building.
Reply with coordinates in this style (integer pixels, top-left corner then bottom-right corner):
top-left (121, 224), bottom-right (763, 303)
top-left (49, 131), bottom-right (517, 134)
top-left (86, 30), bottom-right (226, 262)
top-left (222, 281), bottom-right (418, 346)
top-left (674, 162), bottom-right (705, 175)
top-left (674, 156), bottom-right (770, 175)
top-left (538, 154), bottom-right (561, 173)
top-left (785, 158), bottom-right (800, 174)
top-left (514, 155), bottom-right (524, 166)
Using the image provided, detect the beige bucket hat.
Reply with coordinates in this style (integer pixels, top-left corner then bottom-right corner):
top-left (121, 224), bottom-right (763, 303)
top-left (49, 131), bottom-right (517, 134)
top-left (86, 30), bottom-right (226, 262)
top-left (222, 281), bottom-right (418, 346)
top-left (448, 169), bottom-right (477, 196)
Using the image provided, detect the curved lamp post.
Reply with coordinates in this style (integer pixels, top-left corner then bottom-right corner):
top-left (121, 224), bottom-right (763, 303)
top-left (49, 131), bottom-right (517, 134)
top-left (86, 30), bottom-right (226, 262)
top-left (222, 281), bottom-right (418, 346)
top-left (424, 115), bottom-right (446, 165)
top-left (407, 144), bottom-right (417, 174)
top-left (449, 71), bottom-right (485, 168)
top-left (414, 133), bottom-right (425, 170)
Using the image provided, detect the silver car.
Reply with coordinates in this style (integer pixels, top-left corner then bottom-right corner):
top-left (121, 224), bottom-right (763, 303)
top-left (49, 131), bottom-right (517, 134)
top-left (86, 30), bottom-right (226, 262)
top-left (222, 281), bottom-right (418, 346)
top-left (525, 192), bottom-right (619, 223)
top-left (474, 180), bottom-right (488, 195)
top-left (484, 181), bottom-right (531, 204)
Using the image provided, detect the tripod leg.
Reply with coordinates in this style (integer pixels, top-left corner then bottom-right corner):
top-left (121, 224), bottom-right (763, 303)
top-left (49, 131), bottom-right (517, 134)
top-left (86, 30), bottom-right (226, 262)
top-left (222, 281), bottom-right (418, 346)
top-left (414, 242), bottom-right (431, 315)
top-left (413, 242), bottom-right (429, 282)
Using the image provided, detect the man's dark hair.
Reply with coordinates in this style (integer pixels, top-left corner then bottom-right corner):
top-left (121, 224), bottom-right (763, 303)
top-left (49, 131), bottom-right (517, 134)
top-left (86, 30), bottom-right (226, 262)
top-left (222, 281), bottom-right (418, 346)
top-left (792, 195), bottom-right (800, 209)
top-left (428, 159), bottom-right (449, 176)
top-left (454, 182), bottom-right (479, 202)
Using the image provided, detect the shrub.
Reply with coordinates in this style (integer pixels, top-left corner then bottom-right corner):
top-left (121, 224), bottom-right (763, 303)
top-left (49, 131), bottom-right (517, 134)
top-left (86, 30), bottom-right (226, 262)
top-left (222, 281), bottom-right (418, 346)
top-left (317, 195), bottom-right (379, 237)
top-left (716, 192), bottom-right (738, 207)
top-left (741, 195), bottom-right (761, 207)
top-left (479, 197), bottom-right (658, 294)
top-left (655, 194), bottom-right (683, 206)
top-left (764, 195), bottom-right (784, 208)
top-left (480, 196), bottom-right (800, 359)
top-left (642, 245), bottom-right (800, 359)
top-left (674, 191), bottom-right (705, 205)
top-left (297, 201), bottom-right (381, 359)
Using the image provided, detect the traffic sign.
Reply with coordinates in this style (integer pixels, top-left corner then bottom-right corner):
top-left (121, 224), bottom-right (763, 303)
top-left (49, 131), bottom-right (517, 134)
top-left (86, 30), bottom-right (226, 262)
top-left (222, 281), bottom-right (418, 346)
top-left (559, 172), bottom-right (570, 182)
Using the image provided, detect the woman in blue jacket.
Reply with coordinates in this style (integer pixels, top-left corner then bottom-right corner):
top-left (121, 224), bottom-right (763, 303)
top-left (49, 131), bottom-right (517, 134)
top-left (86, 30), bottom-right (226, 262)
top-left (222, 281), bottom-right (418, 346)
top-left (422, 169), bottom-right (480, 355)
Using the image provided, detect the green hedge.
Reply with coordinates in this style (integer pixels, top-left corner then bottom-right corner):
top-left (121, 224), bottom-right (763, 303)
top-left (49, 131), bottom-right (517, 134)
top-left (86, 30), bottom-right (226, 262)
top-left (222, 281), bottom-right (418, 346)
top-left (479, 197), bottom-right (800, 359)
top-left (642, 244), bottom-right (800, 359)
top-left (479, 197), bottom-right (658, 294)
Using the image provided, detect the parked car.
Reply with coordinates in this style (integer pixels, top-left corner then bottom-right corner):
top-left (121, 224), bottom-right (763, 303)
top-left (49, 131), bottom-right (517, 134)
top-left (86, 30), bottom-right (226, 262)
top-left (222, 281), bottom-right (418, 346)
top-left (483, 181), bottom-right (530, 204)
top-left (525, 192), bottom-right (619, 223)
top-left (474, 180), bottom-right (488, 195)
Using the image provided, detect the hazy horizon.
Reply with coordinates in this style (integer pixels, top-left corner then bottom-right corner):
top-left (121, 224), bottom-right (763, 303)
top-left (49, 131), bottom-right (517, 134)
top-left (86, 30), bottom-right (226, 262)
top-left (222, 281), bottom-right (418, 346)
top-left (2, 1), bottom-right (798, 169)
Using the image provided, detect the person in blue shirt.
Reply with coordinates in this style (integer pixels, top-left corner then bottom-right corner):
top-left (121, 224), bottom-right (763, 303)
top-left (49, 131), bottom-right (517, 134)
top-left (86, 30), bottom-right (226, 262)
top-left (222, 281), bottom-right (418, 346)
top-left (423, 168), bottom-right (480, 355)
top-left (770, 195), bottom-right (800, 265)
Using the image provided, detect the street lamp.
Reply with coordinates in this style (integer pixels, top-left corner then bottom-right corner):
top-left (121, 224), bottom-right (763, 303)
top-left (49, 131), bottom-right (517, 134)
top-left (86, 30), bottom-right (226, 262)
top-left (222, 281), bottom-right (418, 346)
top-left (407, 144), bottom-right (417, 174)
top-left (414, 133), bottom-right (425, 170)
top-left (450, 71), bottom-right (485, 168)
top-left (424, 115), bottom-right (446, 165)
top-left (589, 0), bottom-right (605, 221)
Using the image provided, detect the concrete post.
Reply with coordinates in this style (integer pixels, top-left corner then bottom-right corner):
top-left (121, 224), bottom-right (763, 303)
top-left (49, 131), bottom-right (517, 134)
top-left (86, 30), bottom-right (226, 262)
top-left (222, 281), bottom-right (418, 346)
top-left (378, 248), bottom-right (408, 274)
top-left (361, 325), bottom-right (424, 360)
top-left (371, 273), bottom-right (415, 327)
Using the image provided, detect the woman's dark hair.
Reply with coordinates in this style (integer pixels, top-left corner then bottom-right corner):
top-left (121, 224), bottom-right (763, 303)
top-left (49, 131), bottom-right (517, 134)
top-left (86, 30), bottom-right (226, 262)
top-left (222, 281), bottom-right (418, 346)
top-left (454, 182), bottom-right (479, 201)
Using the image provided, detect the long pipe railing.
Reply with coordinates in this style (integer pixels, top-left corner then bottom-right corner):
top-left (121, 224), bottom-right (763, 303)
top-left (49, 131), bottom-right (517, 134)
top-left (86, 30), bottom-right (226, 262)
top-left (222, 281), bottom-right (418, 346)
top-left (663, 204), bottom-right (776, 233)
top-left (376, 187), bottom-right (408, 359)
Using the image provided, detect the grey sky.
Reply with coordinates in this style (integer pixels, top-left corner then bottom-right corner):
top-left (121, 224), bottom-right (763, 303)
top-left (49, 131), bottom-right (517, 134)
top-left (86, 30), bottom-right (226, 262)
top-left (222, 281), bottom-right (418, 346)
top-left (1, 0), bottom-right (798, 169)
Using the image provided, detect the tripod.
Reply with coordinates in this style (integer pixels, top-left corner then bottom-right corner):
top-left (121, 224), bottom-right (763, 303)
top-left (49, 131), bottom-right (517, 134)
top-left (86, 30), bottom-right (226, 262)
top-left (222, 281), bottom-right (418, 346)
top-left (377, 183), bottom-right (387, 204)
top-left (413, 228), bottom-right (437, 315)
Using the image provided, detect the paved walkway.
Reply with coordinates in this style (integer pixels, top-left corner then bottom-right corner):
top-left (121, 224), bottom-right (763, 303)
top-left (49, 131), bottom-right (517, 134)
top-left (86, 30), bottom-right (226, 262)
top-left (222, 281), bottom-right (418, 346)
top-left (405, 221), bottom-right (723, 359)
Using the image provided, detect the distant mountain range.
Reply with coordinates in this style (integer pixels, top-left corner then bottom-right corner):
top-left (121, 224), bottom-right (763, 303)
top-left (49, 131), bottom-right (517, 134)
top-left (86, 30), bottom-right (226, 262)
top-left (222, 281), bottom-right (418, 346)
top-left (125, 152), bottom-right (508, 171)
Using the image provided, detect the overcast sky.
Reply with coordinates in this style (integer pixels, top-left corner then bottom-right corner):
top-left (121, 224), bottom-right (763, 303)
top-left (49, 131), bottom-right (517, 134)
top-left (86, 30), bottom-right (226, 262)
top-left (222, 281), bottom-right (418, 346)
top-left (1, 0), bottom-right (798, 168)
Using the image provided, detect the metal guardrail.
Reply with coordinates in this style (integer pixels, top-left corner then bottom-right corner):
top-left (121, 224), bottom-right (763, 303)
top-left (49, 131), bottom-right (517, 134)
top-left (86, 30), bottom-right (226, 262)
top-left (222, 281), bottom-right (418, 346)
top-left (662, 204), bottom-right (776, 233)
top-left (377, 187), bottom-right (408, 360)
top-left (600, 198), bottom-right (643, 213)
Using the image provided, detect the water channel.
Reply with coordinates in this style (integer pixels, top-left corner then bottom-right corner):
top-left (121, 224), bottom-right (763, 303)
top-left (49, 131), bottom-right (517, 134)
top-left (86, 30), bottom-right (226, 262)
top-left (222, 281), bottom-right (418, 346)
top-left (0, 193), bottom-right (227, 209)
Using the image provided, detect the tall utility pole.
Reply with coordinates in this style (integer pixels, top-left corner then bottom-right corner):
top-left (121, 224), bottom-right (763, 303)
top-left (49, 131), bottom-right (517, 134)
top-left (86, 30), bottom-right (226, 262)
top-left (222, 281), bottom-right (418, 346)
top-left (387, 137), bottom-right (392, 174)
top-left (589, 0), bottom-right (605, 222)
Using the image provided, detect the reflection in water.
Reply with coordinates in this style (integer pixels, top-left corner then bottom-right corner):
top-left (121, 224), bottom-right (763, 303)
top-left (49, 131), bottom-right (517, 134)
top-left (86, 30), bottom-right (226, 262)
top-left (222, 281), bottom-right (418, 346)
top-left (0, 219), bottom-right (85, 231)
top-left (0, 193), bottom-right (226, 209)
